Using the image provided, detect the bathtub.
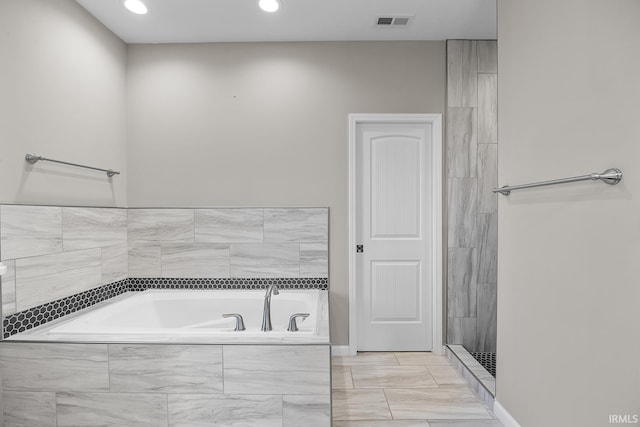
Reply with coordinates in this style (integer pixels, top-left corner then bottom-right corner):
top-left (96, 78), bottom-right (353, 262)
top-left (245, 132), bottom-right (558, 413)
top-left (10, 289), bottom-right (329, 344)
top-left (1, 288), bottom-right (332, 426)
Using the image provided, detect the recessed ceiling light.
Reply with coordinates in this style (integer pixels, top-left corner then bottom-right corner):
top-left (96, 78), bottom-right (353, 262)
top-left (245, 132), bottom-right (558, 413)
top-left (258, 0), bottom-right (281, 13)
top-left (124, 0), bottom-right (148, 15)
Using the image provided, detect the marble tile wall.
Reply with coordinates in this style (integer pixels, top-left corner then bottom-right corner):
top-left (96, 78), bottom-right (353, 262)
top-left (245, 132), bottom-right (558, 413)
top-left (447, 40), bottom-right (478, 108)
top-left (0, 205), bottom-right (328, 320)
top-left (15, 249), bottom-right (102, 310)
top-left (0, 342), bottom-right (331, 426)
top-left (0, 205), bottom-right (128, 316)
top-left (224, 345), bottom-right (330, 394)
top-left (128, 207), bottom-right (328, 279)
top-left (107, 344), bottom-right (224, 393)
top-left (446, 40), bottom-right (498, 352)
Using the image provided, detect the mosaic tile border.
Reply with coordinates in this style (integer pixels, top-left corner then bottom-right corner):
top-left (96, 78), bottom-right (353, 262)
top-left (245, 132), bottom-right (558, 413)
top-left (2, 277), bottom-right (328, 338)
top-left (129, 277), bottom-right (328, 291)
top-left (3, 279), bottom-right (129, 339)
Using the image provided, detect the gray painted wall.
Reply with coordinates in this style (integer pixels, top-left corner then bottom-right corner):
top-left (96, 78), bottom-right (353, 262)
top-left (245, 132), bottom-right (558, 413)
top-left (0, 0), bottom-right (127, 207)
top-left (497, 0), bottom-right (640, 425)
top-left (446, 40), bottom-right (498, 352)
top-left (126, 41), bottom-right (446, 345)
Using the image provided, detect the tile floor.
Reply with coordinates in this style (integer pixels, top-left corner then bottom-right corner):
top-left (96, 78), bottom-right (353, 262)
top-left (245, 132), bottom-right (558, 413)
top-left (332, 352), bottom-right (504, 427)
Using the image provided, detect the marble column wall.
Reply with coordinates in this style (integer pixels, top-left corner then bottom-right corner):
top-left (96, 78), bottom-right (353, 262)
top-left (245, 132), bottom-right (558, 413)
top-left (446, 40), bottom-right (498, 352)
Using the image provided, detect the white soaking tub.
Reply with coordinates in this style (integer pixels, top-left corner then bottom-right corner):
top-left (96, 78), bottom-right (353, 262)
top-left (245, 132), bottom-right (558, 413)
top-left (9, 289), bottom-right (329, 344)
top-left (1, 289), bottom-right (332, 426)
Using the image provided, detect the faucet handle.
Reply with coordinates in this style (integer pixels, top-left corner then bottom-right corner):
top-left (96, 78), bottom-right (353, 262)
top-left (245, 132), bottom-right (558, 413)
top-left (223, 313), bottom-right (246, 331)
top-left (287, 313), bottom-right (310, 332)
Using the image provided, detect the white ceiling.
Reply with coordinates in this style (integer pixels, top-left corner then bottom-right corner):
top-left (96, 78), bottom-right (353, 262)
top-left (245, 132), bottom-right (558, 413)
top-left (75, 0), bottom-right (496, 44)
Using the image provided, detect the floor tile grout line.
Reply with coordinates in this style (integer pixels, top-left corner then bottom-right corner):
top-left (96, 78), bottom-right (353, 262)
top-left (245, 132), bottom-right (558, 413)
top-left (348, 365), bottom-right (355, 390)
top-left (381, 387), bottom-right (395, 420)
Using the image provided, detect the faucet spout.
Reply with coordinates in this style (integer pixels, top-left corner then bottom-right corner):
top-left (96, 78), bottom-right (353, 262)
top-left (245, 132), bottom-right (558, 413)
top-left (261, 284), bottom-right (280, 332)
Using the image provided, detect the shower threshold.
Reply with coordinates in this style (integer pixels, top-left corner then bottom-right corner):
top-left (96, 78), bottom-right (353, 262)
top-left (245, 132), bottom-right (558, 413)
top-left (445, 345), bottom-right (496, 409)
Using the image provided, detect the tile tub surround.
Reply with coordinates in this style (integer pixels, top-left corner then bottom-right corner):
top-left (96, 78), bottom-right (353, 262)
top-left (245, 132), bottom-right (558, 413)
top-left (3, 277), bottom-right (328, 339)
top-left (0, 205), bottom-right (128, 316)
top-left (446, 40), bottom-right (498, 353)
top-left (0, 205), bottom-right (331, 422)
top-left (127, 207), bottom-right (329, 279)
top-left (0, 343), bottom-right (331, 426)
top-left (0, 204), bottom-right (328, 330)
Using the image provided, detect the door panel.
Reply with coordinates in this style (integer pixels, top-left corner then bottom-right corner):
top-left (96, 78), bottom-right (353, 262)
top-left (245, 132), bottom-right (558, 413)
top-left (357, 122), bottom-right (432, 351)
top-left (370, 261), bottom-right (421, 321)
top-left (370, 136), bottom-right (421, 239)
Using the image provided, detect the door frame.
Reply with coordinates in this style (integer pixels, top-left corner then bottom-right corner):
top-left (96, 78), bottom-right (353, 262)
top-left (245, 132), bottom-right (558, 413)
top-left (348, 113), bottom-right (443, 356)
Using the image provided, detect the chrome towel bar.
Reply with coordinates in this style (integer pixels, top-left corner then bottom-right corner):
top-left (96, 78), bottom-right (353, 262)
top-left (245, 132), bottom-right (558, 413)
top-left (25, 153), bottom-right (120, 177)
top-left (493, 168), bottom-right (622, 196)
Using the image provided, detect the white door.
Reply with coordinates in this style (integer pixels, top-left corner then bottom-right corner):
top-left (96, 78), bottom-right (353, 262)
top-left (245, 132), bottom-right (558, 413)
top-left (356, 122), bottom-right (433, 351)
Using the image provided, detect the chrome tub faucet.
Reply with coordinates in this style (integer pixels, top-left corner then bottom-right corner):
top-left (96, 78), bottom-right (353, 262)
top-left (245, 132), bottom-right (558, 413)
top-left (261, 284), bottom-right (279, 331)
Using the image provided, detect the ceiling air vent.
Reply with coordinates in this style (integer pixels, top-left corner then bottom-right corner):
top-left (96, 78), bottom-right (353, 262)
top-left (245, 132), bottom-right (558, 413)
top-left (377, 17), bottom-right (394, 26)
top-left (376, 16), bottom-right (413, 27)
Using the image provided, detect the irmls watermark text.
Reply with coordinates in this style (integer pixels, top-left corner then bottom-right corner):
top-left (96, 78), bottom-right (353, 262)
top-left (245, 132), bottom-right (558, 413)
top-left (609, 414), bottom-right (639, 424)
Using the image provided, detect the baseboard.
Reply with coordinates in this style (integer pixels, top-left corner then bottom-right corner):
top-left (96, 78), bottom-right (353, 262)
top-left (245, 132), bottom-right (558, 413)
top-left (331, 345), bottom-right (352, 356)
top-left (494, 401), bottom-right (522, 427)
top-left (331, 345), bottom-right (443, 357)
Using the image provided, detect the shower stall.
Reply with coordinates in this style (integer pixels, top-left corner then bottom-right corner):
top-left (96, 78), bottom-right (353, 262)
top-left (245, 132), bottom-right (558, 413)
top-left (445, 40), bottom-right (498, 386)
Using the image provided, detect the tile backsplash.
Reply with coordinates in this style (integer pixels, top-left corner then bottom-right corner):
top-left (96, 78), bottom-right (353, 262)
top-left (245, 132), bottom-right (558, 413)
top-left (0, 205), bottom-right (329, 318)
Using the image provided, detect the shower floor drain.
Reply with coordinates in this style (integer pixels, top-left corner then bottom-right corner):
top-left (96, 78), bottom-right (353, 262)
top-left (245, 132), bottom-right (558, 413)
top-left (471, 352), bottom-right (496, 377)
